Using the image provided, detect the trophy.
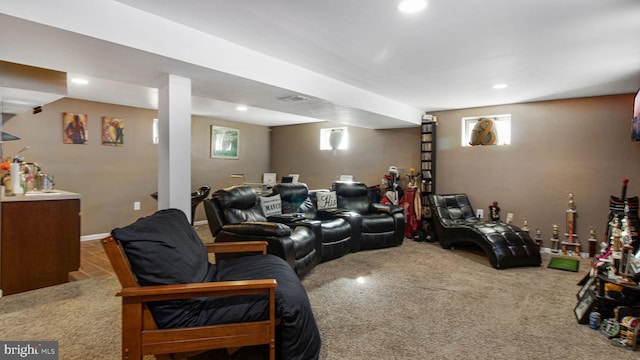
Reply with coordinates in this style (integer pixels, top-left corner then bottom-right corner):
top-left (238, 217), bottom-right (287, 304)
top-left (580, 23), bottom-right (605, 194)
top-left (610, 215), bottom-right (622, 252)
top-left (610, 215), bottom-right (623, 274)
top-left (619, 206), bottom-right (636, 277)
top-left (550, 224), bottom-right (560, 253)
top-left (587, 227), bottom-right (598, 258)
top-left (534, 228), bottom-right (542, 250)
top-left (561, 192), bottom-right (581, 257)
top-left (489, 201), bottom-right (500, 221)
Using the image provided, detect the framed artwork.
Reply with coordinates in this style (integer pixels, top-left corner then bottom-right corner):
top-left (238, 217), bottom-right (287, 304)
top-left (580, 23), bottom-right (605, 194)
top-left (210, 126), bottom-right (239, 159)
top-left (102, 117), bottom-right (125, 146)
top-left (632, 88), bottom-right (640, 141)
top-left (576, 275), bottom-right (596, 300)
top-left (63, 113), bottom-right (88, 144)
top-left (262, 172), bottom-right (276, 186)
top-left (630, 249), bottom-right (640, 274)
top-left (574, 290), bottom-right (596, 324)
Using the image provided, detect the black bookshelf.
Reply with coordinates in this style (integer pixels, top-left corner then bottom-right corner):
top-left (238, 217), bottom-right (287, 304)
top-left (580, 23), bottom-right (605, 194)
top-left (420, 118), bottom-right (436, 240)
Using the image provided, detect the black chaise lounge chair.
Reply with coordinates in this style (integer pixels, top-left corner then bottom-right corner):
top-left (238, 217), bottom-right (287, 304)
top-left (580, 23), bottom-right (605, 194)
top-left (428, 194), bottom-right (541, 269)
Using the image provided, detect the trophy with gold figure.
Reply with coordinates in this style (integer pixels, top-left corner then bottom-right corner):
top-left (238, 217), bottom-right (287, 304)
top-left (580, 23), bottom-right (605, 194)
top-left (587, 227), bottom-right (598, 258)
top-left (561, 192), bottom-right (581, 257)
top-left (550, 224), bottom-right (560, 254)
top-left (609, 214), bottom-right (623, 275)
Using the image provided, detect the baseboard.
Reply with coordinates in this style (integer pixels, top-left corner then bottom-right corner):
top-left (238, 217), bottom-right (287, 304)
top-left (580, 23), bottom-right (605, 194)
top-left (540, 246), bottom-right (590, 259)
top-left (81, 220), bottom-right (209, 242)
top-left (81, 233), bottom-right (111, 241)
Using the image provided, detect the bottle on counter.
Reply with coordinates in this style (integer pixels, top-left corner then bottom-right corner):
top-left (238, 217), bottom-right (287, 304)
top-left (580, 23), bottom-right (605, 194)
top-left (10, 160), bottom-right (23, 195)
top-left (19, 172), bottom-right (27, 195)
top-left (26, 173), bottom-right (34, 192)
top-left (35, 166), bottom-right (44, 191)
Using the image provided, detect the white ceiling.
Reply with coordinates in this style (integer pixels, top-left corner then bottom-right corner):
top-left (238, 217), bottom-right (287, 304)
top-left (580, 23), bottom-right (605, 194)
top-left (1, 0), bottom-right (639, 128)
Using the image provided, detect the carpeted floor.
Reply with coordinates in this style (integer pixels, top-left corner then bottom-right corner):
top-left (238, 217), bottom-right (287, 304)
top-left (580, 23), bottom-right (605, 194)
top-left (0, 275), bottom-right (122, 359)
top-left (0, 238), bottom-right (637, 359)
top-left (303, 241), bottom-right (638, 359)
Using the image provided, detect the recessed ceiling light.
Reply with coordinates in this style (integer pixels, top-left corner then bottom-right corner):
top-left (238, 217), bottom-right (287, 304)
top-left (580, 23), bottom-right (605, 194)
top-left (236, 105), bottom-right (248, 112)
top-left (397, 0), bottom-right (427, 13)
top-left (71, 78), bottom-right (89, 85)
top-left (492, 84), bottom-right (508, 89)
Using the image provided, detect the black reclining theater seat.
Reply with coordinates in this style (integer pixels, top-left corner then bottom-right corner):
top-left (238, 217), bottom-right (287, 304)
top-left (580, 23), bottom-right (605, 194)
top-left (331, 181), bottom-right (405, 251)
top-left (428, 193), bottom-right (541, 269)
top-left (271, 182), bottom-right (360, 262)
top-left (204, 185), bottom-right (321, 278)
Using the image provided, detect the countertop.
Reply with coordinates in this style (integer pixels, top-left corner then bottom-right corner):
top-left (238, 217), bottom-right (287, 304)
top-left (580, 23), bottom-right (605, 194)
top-left (0, 189), bottom-right (81, 202)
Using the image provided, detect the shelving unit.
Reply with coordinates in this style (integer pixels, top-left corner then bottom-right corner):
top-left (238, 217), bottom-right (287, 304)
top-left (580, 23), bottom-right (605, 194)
top-left (420, 116), bottom-right (436, 239)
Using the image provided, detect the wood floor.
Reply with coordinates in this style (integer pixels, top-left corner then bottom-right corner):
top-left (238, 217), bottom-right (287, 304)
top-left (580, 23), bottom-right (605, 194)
top-left (69, 239), bottom-right (115, 281)
top-left (68, 225), bottom-right (213, 281)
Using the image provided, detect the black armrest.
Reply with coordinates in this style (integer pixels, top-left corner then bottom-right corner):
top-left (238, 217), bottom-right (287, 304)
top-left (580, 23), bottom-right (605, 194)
top-left (267, 213), bottom-right (308, 223)
top-left (370, 203), bottom-right (403, 215)
top-left (285, 218), bottom-right (322, 243)
top-left (315, 208), bottom-right (360, 221)
top-left (222, 222), bottom-right (292, 237)
top-left (314, 209), bottom-right (349, 220)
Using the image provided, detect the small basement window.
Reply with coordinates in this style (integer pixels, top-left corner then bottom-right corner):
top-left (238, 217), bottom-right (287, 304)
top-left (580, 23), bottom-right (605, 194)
top-left (320, 127), bottom-right (349, 150)
top-left (461, 114), bottom-right (511, 146)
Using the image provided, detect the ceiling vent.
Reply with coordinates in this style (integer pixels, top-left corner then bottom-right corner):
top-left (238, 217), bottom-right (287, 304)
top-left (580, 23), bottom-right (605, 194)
top-left (278, 94), bottom-right (310, 102)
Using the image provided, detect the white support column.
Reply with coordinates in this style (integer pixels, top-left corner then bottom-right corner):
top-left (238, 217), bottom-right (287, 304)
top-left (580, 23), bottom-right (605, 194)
top-left (157, 74), bottom-right (191, 221)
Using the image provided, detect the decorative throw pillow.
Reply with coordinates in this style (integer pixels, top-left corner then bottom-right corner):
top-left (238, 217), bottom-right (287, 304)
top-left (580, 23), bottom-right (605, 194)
top-left (316, 191), bottom-right (337, 210)
top-left (260, 194), bottom-right (282, 217)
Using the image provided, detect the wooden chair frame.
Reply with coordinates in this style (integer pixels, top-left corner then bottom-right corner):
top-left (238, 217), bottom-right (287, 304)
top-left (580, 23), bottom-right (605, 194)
top-left (102, 236), bottom-right (277, 360)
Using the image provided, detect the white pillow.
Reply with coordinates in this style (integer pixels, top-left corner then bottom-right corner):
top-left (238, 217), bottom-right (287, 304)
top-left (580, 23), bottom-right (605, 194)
top-left (316, 191), bottom-right (337, 210)
top-left (260, 194), bottom-right (282, 217)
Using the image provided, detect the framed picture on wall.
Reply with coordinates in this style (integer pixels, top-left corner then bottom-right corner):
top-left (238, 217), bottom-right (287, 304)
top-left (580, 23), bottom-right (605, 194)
top-left (210, 126), bottom-right (239, 159)
top-left (63, 113), bottom-right (88, 144)
top-left (102, 117), bottom-right (125, 146)
top-left (632, 88), bottom-right (640, 141)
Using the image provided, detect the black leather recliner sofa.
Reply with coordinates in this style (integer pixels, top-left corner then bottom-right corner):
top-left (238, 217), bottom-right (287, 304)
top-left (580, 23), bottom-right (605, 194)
top-left (271, 182), bottom-right (359, 262)
top-left (428, 193), bottom-right (541, 269)
top-left (331, 181), bottom-right (405, 251)
top-left (204, 185), bottom-right (321, 278)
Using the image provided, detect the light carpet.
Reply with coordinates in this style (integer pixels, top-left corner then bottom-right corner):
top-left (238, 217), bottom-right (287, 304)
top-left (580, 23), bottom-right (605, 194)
top-left (0, 240), bottom-right (636, 359)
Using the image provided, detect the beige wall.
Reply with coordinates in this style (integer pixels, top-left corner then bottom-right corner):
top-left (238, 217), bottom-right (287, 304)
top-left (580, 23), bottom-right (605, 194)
top-left (2, 98), bottom-right (270, 235)
top-left (3, 93), bottom-right (637, 248)
top-left (190, 114), bottom-right (271, 205)
top-left (271, 94), bottom-right (639, 249)
top-left (430, 94), bottom-right (638, 248)
top-left (270, 121), bottom-right (421, 190)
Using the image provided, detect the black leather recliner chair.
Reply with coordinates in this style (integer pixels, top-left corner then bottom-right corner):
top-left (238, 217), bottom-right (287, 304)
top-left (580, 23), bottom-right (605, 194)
top-left (150, 185), bottom-right (212, 226)
top-left (204, 185), bottom-right (321, 278)
top-left (428, 193), bottom-right (541, 269)
top-left (331, 181), bottom-right (405, 251)
top-left (190, 185), bottom-right (211, 225)
top-left (271, 182), bottom-right (359, 262)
